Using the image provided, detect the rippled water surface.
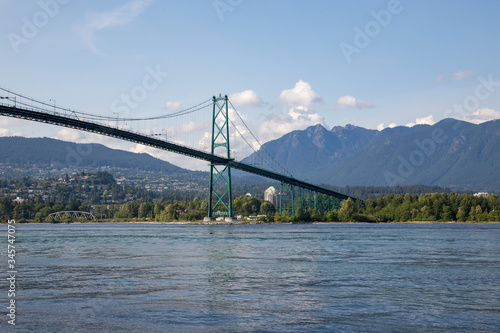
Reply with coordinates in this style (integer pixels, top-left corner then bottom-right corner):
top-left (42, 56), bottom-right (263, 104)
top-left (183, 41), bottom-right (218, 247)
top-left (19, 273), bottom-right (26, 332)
top-left (5, 223), bottom-right (500, 332)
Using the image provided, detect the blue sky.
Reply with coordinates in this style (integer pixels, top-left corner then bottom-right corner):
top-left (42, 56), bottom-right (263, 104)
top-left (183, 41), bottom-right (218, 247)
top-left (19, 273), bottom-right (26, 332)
top-left (1, 0), bottom-right (500, 168)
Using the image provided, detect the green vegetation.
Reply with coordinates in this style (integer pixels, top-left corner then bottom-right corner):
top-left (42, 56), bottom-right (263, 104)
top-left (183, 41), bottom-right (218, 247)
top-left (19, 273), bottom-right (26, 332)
top-left (323, 184), bottom-right (456, 200)
top-left (1, 191), bottom-right (499, 223)
top-left (322, 193), bottom-right (500, 223)
top-left (0, 169), bottom-right (498, 223)
top-left (233, 195), bottom-right (275, 217)
top-left (0, 137), bottom-right (186, 173)
top-left (0, 171), bottom-right (203, 205)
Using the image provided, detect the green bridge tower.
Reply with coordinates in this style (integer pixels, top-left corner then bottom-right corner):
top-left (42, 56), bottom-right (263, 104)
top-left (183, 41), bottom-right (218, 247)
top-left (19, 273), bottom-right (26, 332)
top-left (207, 94), bottom-right (233, 220)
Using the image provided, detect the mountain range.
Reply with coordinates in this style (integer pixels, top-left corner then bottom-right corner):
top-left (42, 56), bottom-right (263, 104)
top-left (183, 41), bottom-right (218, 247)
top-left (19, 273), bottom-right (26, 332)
top-left (0, 118), bottom-right (498, 192)
top-left (242, 118), bottom-right (500, 192)
top-left (0, 137), bottom-right (187, 174)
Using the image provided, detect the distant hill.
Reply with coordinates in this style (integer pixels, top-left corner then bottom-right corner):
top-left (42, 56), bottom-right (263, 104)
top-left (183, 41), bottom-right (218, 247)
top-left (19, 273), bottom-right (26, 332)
top-left (242, 119), bottom-right (500, 192)
top-left (2, 118), bottom-right (499, 193)
top-left (0, 137), bottom-right (188, 174)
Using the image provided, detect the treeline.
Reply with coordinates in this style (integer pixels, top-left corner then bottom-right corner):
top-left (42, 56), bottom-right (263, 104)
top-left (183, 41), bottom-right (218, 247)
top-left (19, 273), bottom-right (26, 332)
top-left (0, 195), bottom-right (208, 223)
top-left (95, 195), bottom-right (274, 221)
top-left (1, 192), bottom-right (499, 223)
top-left (3, 170), bottom-right (490, 207)
top-left (319, 193), bottom-right (500, 223)
top-left (0, 194), bottom-right (275, 222)
top-left (0, 197), bottom-right (91, 223)
top-left (322, 184), bottom-right (458, 200)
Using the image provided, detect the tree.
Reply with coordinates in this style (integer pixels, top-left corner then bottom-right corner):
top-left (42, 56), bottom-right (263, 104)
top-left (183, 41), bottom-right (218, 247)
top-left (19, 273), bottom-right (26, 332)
top-left (339, 198), bottom-right (355, 222)
top-left (440, 205), bottom-right (453, 221)
top-left (488, 210), bottom-right (500, 221)
top-left (294, 208), bottom-right (310, 222)
top-left (395, 201), bottom-right (411, 221)
top-left (363, 198), bottom-right (375, 216)
top-left (34, 206), bottom-right (53, 223)
top-left (310, 208), bottom-right (324, 222)
top-left (456, 206), bottom-right (468, 222)
top-left (0, 197), bottom-right (14, 220)
top-left (259, 201), bottom-right (275, 216)
top-left (325, 210), bottom-right (339, 222)
top-left (468, 205), bottom-right (482, 222)
top-left (165, 203), bottom-right (179, 221)
top-left (233, 195), bottom-right (263, 216)
top-left (153, 203), bottom-right (164, 220)
top-left (138, 202), bottom-right (153, 219)
top-left (115, 203), bottom-right (134, 219)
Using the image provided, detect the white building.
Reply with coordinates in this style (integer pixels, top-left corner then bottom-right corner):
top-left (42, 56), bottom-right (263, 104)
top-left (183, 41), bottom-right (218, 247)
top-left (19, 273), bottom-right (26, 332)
top-left (264, 186), bottom-right (281, 207)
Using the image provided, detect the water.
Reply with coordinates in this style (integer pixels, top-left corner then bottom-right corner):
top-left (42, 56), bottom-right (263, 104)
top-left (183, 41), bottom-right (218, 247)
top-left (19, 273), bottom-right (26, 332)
top-left (4, 223), bottom-right (500, 332)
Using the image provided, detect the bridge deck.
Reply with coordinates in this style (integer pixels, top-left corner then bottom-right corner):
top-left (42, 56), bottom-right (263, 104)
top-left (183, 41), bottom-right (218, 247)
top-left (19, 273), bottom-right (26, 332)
top-left (0, 104), bottom-right (355, 201)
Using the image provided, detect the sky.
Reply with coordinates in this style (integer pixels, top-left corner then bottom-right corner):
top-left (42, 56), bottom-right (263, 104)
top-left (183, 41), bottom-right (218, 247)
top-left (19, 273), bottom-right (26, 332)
top-left (1, 0), bottom-right (500, 170)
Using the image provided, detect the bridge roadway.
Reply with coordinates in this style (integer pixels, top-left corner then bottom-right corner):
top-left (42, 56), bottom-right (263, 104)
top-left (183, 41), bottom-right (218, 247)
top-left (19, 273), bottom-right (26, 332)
top-left (0, 104), bottom-right (353, 201)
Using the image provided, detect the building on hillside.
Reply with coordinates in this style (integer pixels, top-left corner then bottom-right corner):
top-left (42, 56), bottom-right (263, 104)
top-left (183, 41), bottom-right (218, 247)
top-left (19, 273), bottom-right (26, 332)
top-left (264, 186), bottom-right (280, 207)
top-left (13, 197), bottom-right (25, 204)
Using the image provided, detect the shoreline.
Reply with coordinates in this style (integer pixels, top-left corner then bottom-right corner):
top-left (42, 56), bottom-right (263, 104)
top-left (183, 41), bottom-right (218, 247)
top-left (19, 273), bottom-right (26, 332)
top-left (6, 220), bottom-right (499, 225)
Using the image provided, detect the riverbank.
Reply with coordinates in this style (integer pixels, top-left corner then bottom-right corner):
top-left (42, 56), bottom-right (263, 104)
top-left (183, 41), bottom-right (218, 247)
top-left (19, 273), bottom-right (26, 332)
top-left (6, 220), bottom-right (499, 225)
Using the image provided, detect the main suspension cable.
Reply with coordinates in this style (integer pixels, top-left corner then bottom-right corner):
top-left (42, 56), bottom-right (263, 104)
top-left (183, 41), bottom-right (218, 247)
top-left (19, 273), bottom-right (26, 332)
top-left (228, 99), bottom-right (293, 177)
top-left (0, 85), bottom-right (211, 122)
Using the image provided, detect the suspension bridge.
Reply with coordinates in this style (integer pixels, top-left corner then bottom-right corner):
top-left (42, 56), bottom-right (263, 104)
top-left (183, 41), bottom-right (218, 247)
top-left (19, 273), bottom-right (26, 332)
top-left (0, 86), bottom-right (358, 220)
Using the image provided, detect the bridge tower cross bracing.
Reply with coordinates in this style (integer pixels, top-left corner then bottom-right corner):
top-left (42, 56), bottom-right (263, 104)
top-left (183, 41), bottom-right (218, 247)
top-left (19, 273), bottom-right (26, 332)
top-left (279, 182), bottom-right (296, 218)
top-left (207, 94), bottom-right (233, 218)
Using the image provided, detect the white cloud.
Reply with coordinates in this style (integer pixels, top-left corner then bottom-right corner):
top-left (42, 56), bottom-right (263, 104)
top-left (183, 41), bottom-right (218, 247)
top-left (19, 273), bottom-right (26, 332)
top-left (434, 70), bottom-right (474, 83)
top-left (55, 128), bottom-right (208, 171)
top-left (453, 70), bottom-right (475, 81)
top-left (54, 129), bottom-right (136, 150)
top-left (405, 115), bottom-right (436, 128)
top-left (279, 80), bottom-right (322, 108)
top-left (416, 115), bottom-right (436, 126)
top-left (259, 106), bottom-right (326, 142)
top-left (0, 117), bottom-right (28, 129)
top-left (227, 108), bottom-right (264, 157)
top-left (165, 101), bottom-right (182, 111)
top-left (130, 144), bottom-right (207, 171)
top-left (337, 95), bottom-right (374, 109)
top-left (259, 110), bottom-right (325, 143)
top-left (376, 115), bottom-right (438, 129)
top-left (0, 128), bottom-right (22, 136)
top-left (259, 81), bottom-right (325, 142)
top-left (463, 108), bottom-right (500, 124)
top-left (0, 118), bottom-right (14, 127)
top-left (229, 90), bottom-right (262, 106)
top-left (433, 76), bottom-right (447, 83)
top-left (55, 128), bottom-right (90, 142)
top-left (78, 0), bottom-right (154, 56)
top-left (377, 123), bottom-right (397, 131)
top-left (167, 121), bottom-right (205, 136)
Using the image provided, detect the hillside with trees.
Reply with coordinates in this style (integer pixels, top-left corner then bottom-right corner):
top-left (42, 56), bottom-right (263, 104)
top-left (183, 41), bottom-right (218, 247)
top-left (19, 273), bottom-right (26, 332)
top-left (1, 191), bottom-right (498, 223)
top-left (243, 119), bottom-right (500, 192)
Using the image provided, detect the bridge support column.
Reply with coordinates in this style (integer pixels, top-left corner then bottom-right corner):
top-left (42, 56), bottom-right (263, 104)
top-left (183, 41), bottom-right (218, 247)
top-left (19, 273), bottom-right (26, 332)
top-left (207, 95), bottom-right (233, 218)
top-left (279, 182), bottom-right (295, 217)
